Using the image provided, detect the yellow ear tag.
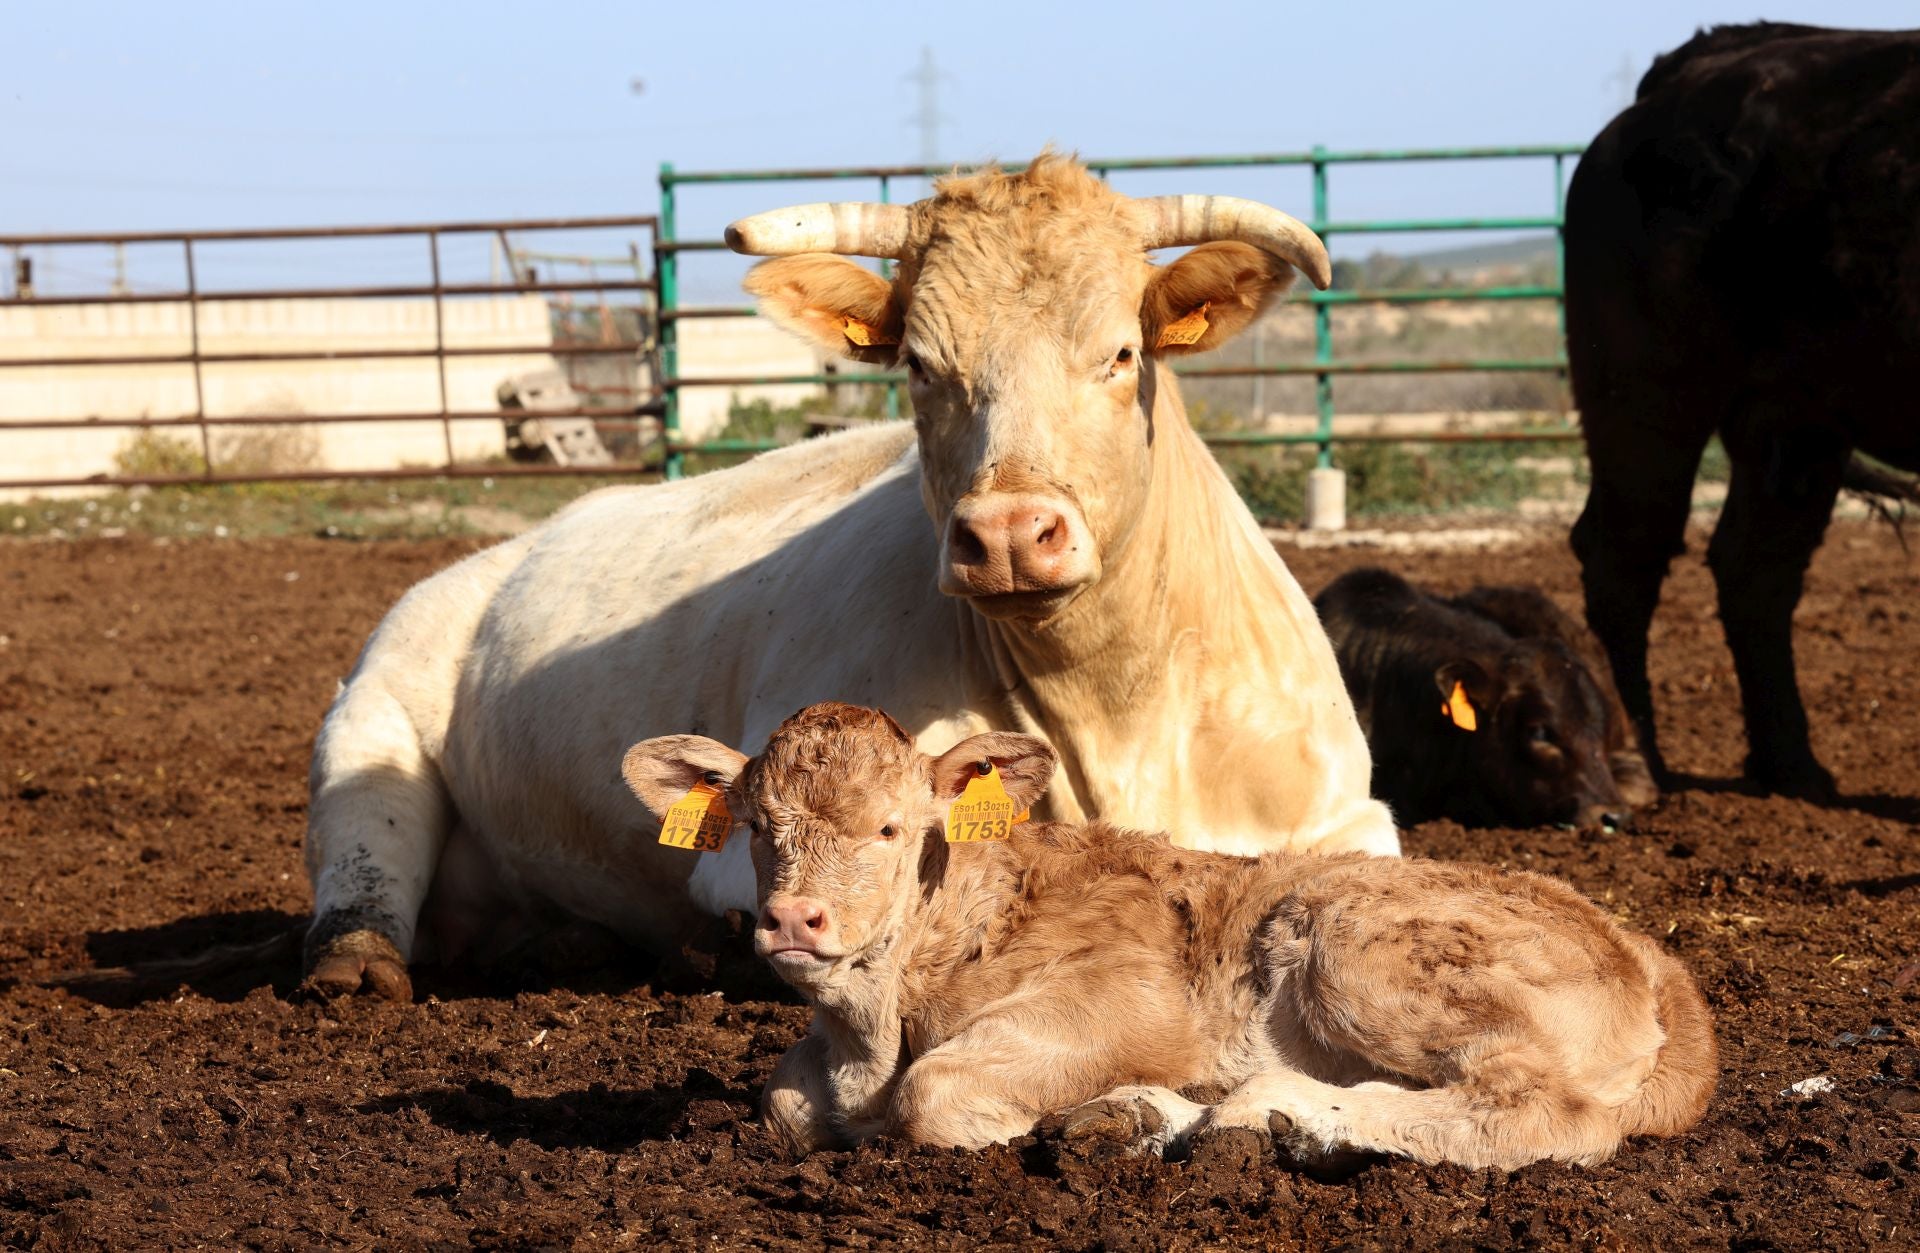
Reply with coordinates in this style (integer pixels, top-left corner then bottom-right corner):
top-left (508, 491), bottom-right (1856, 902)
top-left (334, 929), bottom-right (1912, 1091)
top-left (841, 317), bottom-right (899, 348)
top-left (658, 780), bottom-right (734, 852)
top-left (1443, 681), bottom-right (1478, 733)
top-left (1155, 302), bottom-right (1212, 348)
top-left (946, 763), bottom-right (1029, 843)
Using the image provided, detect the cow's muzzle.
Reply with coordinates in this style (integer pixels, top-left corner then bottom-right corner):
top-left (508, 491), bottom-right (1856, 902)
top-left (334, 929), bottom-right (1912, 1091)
top-left (939, 492), bottom-right (1097, 609)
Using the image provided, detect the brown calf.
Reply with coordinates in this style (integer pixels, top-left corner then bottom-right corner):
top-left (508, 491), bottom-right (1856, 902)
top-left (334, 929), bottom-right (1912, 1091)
top-left (623, 703), bottom-right (1715, 1171)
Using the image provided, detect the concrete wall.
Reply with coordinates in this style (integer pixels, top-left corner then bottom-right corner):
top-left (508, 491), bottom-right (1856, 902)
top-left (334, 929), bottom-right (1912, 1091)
top-left (0, 296), bottom-right (826, 489)
top-left (671, 316), bottom-right (825, 438)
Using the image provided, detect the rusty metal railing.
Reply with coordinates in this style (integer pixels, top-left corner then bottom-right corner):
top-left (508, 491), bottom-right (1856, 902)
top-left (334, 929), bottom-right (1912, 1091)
top-left (0, 215), bottom-right (662, 490)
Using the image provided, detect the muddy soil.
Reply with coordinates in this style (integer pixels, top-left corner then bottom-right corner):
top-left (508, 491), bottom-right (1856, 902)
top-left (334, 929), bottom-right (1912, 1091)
top-left (2, 526), bottom-right (1915, 1249)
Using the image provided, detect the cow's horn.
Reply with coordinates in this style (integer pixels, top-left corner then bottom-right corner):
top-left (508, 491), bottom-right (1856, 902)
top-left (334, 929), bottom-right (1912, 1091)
top-left (1133, 195), bottom-right (1332, 290)
top-left (724, 202), bottom-right (912, 259)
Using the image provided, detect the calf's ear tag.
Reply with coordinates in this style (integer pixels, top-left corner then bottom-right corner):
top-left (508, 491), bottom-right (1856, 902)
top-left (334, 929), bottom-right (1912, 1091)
top-left (1443, 681), bottom-right (1478, 733)
top-left (659, 779), bottom-right (734, 853)
top-left (1156, 302), bottom-right (1212, 348)
top-left (946, 762), bottom-right (1030, 843)
top-left (842, 316), bottom-right (899, 348)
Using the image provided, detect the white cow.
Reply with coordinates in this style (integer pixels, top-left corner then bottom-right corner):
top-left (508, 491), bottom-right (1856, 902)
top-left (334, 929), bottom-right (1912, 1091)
top-left (302, 153), bottom-right (1399, 999)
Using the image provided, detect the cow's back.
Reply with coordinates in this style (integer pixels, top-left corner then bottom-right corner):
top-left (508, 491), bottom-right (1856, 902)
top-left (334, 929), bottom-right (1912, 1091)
top-left (1567, 23), bottom-right (1920, 459)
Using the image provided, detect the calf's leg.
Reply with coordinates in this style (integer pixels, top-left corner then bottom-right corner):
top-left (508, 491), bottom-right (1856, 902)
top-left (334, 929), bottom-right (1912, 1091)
top-left (888, 997), bottom-right (1156, 1150)
top-left (1201, 1052), bottom-right (1622, 1170)
top-left (1047, 1084), bottom-right (1212, 1156)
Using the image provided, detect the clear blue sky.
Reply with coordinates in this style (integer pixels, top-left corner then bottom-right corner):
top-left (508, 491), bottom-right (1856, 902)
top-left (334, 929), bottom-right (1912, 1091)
top-left (6, 1), bottom-right (1913, 297)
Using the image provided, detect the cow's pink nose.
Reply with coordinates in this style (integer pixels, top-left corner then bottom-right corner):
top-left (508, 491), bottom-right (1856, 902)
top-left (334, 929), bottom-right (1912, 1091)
top-left (942, 494), bottom-right (1092, 599)
top-left (760, 897), bottom-right (832, 953)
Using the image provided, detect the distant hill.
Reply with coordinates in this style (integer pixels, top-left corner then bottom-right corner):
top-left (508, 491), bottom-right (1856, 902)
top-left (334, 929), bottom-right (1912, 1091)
top-left (1407, 233), bottom-right (1557, 274)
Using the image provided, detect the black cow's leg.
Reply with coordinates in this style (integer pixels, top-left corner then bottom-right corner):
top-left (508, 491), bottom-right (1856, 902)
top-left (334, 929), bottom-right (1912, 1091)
top-left (1572, 431), bottom-right (1706, 787)
top-left (1706, 439), bottom-right (1843, 800)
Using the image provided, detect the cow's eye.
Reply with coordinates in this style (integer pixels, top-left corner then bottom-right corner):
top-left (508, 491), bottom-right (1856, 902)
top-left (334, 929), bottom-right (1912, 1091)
top-left (903, 351), bottom-right (925, 379)
top-left (1109, 346), bottom-right (1135, 376)
top-left (878, 824), bottom-right (896, 840)
top-left (1527, 724), bottom-right (1553, 745)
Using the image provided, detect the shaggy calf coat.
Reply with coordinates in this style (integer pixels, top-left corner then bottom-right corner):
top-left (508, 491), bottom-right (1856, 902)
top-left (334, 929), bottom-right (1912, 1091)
top-left (624, 703), bottom-right (1716, 1171)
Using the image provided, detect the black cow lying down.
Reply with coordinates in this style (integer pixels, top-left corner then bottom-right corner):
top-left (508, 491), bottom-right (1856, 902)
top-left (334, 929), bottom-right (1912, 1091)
top-left (1315, 569), bottom-right (1656, 828)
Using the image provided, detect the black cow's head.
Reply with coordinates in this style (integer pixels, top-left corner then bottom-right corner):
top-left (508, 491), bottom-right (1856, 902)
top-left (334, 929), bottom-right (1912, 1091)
top-left (1436, 640), bottom-right (1625, 828)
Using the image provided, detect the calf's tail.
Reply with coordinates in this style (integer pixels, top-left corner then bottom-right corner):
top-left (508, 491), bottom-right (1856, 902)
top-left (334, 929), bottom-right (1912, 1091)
top-left (1613, 934), bottom-right (1717, 1139)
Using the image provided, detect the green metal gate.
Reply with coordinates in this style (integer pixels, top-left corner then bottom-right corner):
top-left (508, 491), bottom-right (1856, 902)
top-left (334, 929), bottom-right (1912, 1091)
top-left (654, 146), bottom-right (1585, 482)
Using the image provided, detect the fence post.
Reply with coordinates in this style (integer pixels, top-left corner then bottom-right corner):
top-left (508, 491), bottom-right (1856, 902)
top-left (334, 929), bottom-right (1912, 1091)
top-left (183, 239), bottom-right (212, 479)
top-left (879, 174), bottom-right (899, 423)
top-left (658, 162), bottom-right (683, 480)
top-left (1553, 152), bottom-right (1571, 414)
top-left (1310, 146), bottom-right (1333, 471)
top-left (1305, 146), bottom-right (1345, 530)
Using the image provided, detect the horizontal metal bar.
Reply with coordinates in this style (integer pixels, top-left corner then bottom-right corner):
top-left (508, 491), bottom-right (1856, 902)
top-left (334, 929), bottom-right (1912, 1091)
top-left (1, 406), bottom-right (661, 432)
top-left (0, 341), bottom-right (647, 369)
top-left (663, 358), bottom-right (1567, 389)
top-left (1317, 216), bottom-right (1562, 234)
top-left (663, 427), bottom-right (1585, 459)
top-left (664, 291), bottom-right (1555, 327)
top-left (0, 214), bottom-right (659, 247)
top-left (1172, 358), bottom-right (1567, 379)
top-left (1302, 285), bottom-right (1561, 304)
top-left (0, 462), bottom-right (665, 492)
top-left (662, 146), bottom-right (1584, 185)
top-left (1201, 429), bottom-right (1582, 446)
top-left (1, 278), bottom-right (655, 308)
top-left (661, 305), bottom-right (757, 320)
top-left (653, 238), bottom-right (730, 254)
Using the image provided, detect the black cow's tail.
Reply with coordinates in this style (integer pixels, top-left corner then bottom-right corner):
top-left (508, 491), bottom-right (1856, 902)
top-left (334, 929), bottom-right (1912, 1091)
top-left (37, 926), bottom-right (303, 998)
top-left (1841, 455), bottom-right (1920, 551)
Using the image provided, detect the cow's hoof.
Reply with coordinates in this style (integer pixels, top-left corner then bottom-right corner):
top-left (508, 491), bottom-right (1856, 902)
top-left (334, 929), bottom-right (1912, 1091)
top-left (302, 929), bottom-right (412, 1001)
top-left (1044, 1094), bottom-right (1171, 1156)
top-left (1610, 752), bottom-right (1660, 809)
top-left (1746, 753), bottom-right (1838, 804)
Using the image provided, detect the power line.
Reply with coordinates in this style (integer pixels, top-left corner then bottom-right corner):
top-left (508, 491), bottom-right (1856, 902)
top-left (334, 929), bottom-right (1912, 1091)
top-left (904, 46), bottom-right (951, 168)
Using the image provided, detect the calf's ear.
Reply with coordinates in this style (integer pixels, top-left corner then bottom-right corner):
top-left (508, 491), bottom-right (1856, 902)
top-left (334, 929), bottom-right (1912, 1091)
top-left (743, 255), bottom-right (902, 364)
top-left (931, 732), bottom-right (1057, 812)
top-left (1143, 241), bottom-right (1298, 356)
top-left (621, 735), bottom-right (750, 820)
top-left (1433, 660), bottom-right (1495, 731)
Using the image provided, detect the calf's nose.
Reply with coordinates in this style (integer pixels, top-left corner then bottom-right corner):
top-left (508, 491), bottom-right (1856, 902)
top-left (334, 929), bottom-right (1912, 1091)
top-left (759, 896), bottom-right (833, 951)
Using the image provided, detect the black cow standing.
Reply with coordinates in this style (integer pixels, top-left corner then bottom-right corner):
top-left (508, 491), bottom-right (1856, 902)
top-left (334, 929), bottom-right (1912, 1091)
top-left (1566, 22), bottom-right (1920, 800)
top-left (1315, 569), bottom-right (1656, 829)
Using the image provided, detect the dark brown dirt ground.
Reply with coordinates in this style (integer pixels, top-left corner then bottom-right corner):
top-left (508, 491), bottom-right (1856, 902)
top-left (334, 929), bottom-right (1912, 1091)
top-left (1, 524), bottom-right (1915, 1250)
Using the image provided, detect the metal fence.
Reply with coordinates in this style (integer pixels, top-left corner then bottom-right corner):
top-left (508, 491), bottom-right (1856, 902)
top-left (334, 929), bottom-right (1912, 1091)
top-left (2, 149), bottom-right (1586, 494)
top-left (655, 146), bottom-right (1585, 481)
top-left (0, 215), bottom-right (660, 490)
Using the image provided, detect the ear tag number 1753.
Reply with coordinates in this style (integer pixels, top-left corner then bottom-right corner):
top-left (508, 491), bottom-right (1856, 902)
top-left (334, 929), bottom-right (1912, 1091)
top-left (659, 780), bottom-right (734, 852)
top-left (946, 763), bottom-right (1030, 843)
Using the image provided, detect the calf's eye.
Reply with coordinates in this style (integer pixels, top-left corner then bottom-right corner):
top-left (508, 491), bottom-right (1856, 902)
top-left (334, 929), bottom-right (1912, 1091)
top-left (879, 824), bottom-right (896, 840)
top-left (1109, 346), bottom-right (1135, 376)
top-left (1527, 724), bottom-right (1553, 745)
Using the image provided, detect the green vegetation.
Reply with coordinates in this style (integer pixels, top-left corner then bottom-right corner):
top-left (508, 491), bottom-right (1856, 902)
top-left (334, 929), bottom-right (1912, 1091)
top-left (0, 472), bottom-right (644, 541)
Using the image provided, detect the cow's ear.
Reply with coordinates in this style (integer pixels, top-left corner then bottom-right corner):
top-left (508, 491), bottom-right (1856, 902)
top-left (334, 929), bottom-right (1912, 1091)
top-left (621, 735), bottom-right (749, 820)
top-left (1433, 660), bottom-right (1494, 732)
top-left (743, 255), bottom-right (903, 364)
top-left (931, 732), bottom-right (1056, 812)
top-left (1142, 241), bottom-right (1298, 356)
